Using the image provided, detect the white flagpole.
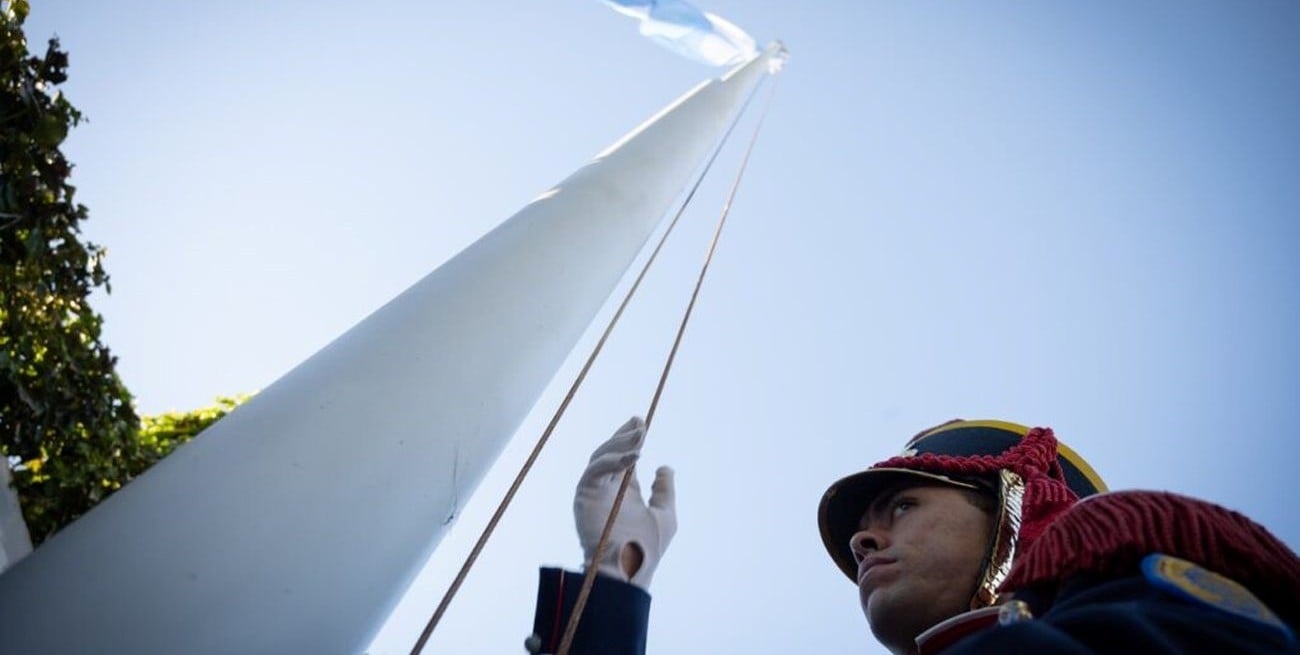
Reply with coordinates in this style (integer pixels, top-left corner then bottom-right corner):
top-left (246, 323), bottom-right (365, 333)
top-left (0, 45), bottom-right (778, 655)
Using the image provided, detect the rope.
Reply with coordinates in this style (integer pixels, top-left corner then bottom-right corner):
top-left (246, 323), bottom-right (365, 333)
top-left (555, 73), bottom-right (781, 655)
top-left (407, 75), bottom-right (763, 655)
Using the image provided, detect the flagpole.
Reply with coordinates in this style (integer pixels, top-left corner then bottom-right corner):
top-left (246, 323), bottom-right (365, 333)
top-left (0, 45), bottom-right (777, 655)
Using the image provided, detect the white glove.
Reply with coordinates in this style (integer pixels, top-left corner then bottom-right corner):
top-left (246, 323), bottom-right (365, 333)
top-left (574, 416), bottom-right (677, 589)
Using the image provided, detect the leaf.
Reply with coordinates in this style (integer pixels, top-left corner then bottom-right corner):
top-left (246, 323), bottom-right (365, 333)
top-left (16, 382), bottom-right (43, 413)
top-left (11, 0), bottom-right (30, 22)
top-left (33, 113), bottom-right (67, 147)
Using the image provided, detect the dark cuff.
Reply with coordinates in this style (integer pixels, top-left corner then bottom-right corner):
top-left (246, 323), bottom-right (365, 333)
top-left (530, 567), bottom-right (651, 655)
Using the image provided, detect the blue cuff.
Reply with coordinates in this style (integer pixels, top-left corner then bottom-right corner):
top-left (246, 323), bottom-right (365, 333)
top-left (531, 567), bottom-right (651, 655)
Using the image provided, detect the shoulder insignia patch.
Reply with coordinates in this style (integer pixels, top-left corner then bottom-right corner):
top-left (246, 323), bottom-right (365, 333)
top-left (1141, 553), bottom-right (1294, 642)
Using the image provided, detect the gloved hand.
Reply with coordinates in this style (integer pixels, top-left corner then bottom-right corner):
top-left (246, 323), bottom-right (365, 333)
top-left (574, 416), bottom-right (677, 589)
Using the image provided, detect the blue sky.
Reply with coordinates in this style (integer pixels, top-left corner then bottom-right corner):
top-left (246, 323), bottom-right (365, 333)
top-left (25, 2), bottom-right (1300, 653)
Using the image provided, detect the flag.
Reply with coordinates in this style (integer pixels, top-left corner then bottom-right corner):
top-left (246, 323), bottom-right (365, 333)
top-left (602, 0), bottom-right (758, 67)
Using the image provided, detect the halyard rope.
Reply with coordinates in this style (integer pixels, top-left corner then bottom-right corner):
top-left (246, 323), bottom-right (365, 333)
top-left (556, 74), bottom-right (781, 655)
top-left (407, 73), bottom-right (772, 655)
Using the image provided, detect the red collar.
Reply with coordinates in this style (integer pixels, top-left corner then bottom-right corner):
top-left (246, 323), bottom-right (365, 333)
top-left (914, 607), bottom-right (1002, 655)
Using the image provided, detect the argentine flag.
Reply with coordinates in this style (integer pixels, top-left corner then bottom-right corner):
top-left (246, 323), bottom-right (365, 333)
top-left (602, 0), bottom-right (758, 67)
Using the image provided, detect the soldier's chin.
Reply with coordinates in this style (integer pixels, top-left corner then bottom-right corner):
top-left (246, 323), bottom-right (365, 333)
top-left (860, 577), bottom-right (900, 623)
top-left (858, 565), bottom-right (900, 609)
top-left (863, 587), bottom-right (920, 654)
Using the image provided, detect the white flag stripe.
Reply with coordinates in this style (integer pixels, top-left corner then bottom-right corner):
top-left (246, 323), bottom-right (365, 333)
top-left (603, 0), bottom-right (759, 67)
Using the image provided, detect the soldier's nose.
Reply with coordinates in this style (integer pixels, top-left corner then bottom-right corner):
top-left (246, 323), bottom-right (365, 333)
top-left (850, 528), bottom-right (885, 562)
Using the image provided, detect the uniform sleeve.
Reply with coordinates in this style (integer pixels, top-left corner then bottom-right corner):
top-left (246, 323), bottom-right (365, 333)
top-left (530, 567), bottom-right (651, 655)
top-left (944, 576), bottom-right (1300, 655)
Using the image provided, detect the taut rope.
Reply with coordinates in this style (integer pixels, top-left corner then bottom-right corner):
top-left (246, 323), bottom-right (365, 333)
top-left (555, 74), bottom-right (781, 655)
top-left (407, 74), bottom-right (772, 655)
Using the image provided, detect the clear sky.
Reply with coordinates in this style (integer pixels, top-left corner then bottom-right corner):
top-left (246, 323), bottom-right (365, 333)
top-left (25, 2), bottom-right (1300, 654)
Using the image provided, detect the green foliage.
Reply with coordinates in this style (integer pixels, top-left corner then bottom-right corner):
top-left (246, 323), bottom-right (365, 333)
top-left (0, 3), bottom-right (135, 544)
top-left (8, 395), bottom-right (250, 544)
top-left (136, 395), bottom-right (250, 462)
top-left (0, 5), bottom-right (251, 546)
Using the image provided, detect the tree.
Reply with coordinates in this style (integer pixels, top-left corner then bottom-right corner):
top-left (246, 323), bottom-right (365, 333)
top-left (135, 396), bottom-right (250, 466)
top-left (1, 0), bottom-right (144, 544)
top-left (1, 2), bottom-right (250, 546)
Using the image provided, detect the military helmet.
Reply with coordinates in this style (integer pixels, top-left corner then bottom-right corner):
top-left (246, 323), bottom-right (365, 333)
top-left (817, 419), bottom-right (1106, 607)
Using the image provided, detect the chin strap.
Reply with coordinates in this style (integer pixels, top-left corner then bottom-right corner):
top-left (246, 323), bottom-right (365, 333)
top-left (969, 469), bottom-right (1025, 609)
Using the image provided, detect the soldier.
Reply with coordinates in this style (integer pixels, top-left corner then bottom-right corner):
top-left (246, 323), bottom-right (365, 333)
top-left (528, 418), bottom-right (1300, 654)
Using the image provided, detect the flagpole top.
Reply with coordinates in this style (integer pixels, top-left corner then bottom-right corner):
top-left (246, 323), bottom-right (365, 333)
top-left (764, 40), bottom-right (790, 74)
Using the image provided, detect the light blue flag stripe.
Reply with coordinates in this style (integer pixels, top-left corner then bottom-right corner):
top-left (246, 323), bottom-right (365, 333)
top-left (602, 0), bottom-right (758, 67)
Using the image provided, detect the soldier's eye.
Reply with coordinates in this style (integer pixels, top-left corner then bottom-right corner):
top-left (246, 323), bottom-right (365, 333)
top-left (892, 498), bottom-right (916, 518)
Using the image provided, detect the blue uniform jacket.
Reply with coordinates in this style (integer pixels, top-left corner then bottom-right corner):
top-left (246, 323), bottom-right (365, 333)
top-left (946, 570), bottom-right (1298, 655)
top-left (531, 561), bottom-right (1298, 655)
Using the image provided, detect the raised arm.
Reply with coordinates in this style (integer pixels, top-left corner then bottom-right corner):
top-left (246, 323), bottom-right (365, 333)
top-left (529, 417), bottom-right (677, 655)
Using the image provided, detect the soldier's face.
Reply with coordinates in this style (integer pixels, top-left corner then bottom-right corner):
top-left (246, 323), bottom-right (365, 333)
top-left (851, 484), bottom-right (993, 655)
